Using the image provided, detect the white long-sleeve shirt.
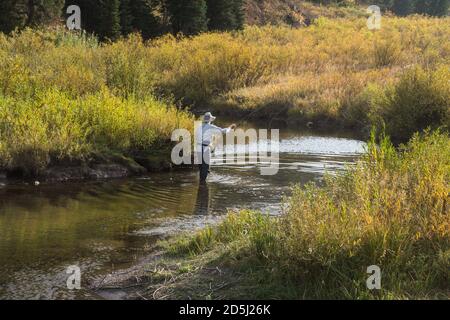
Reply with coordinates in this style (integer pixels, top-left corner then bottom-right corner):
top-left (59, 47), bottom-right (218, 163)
top-left (195, 123), bottom-right (231, 147)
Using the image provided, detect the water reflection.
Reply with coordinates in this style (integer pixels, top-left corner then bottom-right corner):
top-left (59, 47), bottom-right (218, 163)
top-left (0, 132), bottom-right (365, 299)
top-left (195, 183), bottom-right (210, 215)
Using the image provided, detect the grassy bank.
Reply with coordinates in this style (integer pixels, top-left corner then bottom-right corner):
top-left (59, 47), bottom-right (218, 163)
top-left (0, 30), bottom-right (194, 177)
top-left (133, 131), bottom-right (449, 299)
top-left (0, 89), bottom-right (193, 176)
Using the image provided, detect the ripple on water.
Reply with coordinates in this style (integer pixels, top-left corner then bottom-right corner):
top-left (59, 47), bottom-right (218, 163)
top-left (0, 133), bottom-right (366, 299)
top-left (134, 214), bottom-right (224, 237)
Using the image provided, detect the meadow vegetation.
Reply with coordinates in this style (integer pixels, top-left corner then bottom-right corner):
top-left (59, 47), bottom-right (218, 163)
top-left (0, 14), bottom-right (448, 173)
top-left (0, 3), bottom-right (448, 299)
top-left (162, 130), bottom-right (450, 299)
top-left (0, 30), bottom-right (193, 176)
top-left (0, 89), bottom-right (193, 175)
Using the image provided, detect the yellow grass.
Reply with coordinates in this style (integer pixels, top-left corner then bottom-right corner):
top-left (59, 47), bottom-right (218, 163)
top-left (0, 15), bottom-right (448, 173)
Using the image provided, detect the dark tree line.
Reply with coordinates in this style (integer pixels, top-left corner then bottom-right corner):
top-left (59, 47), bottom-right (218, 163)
top-left (0, 0), bottom-right (245, 39)
top-left (1, 1), bottom-right (448, 39)
top-left (310, 0), bottom-right (449, 17)
top-left (0, 0), bottom-right (66, 33)
top-left (377, 0), bottom-right (449, 16)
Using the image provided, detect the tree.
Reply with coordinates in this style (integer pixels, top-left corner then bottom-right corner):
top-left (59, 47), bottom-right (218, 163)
top-left (64, 0), bottom-right (101, 34)
top-left (99, 0), bottom-right (121, 40)
top-left (167, 0), bottom-right (207, 35)
top-left (206, 0), bottom-right (245, 31)
top-left (415, 0), bottom-right (450, 16)
top-left (26, 0), bottom-right (65, 26)
top-left (232, 0), bottom-right (245, 30)
top-left (375, 0), bottom-right (449, 17)
top-left (377, 0), bottom-right (394, 11)
top-left (392, 0), bottom-right (415, 16)
top-left (120, 0), bottom-right (134, 36)
top-left (433, 0), bottom-right (450, 16)
top-left (206, 0), bottom-right (235, 31)
top-left (130, 0), bottom-right (160, 39)
top-left (64, 0), bottom-right (164, 40)
top-left (65, 0), bottom-right (120, 40)
top-left (415, 0), bottom-right (431, 14)
top-left (0, 1), bottom-right (28, 33)
top-left (0, 0), bottom-right (64, 33)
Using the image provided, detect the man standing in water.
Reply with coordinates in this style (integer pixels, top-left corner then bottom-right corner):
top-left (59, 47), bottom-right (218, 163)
top-left (195, 112), bottom-right (236, 183)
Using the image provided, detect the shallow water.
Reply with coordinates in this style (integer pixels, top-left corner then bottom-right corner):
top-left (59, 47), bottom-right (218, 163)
top-left (0, 128), bottom-right (366, 299)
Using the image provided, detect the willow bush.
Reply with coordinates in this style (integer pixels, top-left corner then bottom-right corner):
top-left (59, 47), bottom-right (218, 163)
top-left (0, 88), bottom-right (193, 174)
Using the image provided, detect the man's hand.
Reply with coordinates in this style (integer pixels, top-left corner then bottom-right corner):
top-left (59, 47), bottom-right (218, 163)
top-left (229, 124), bottom-right (237, 130)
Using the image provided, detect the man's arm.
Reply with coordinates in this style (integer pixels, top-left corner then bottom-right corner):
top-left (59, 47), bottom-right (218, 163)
top-left (211, 123), bottom-right (236, 134)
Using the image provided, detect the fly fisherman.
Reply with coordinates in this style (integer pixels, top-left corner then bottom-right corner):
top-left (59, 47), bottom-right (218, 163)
top-left (195, 112), bottom-right (236, 183)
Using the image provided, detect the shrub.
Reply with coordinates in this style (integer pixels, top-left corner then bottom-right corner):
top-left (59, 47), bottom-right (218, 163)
top-left (376, 66), bottom-right (449, 142)
top-left (103, 34), bottom-right (156, 98)
top-left (0, 18), bottom-right (448, 172)
top-left (150, 33), bottom-right (269, 105)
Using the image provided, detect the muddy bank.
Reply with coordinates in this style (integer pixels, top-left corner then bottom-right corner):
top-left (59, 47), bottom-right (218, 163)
top-left (90, 241), bottom-right (251, 300)
top-left (90, 251), bottom-right (166, 300)
top-left (1, 149), bottom-right (193, 183)
top-left (91, 248), bottom-right (234, 300)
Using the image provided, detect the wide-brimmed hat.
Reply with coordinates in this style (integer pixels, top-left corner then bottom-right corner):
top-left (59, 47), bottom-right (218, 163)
top-left (203, 112), bottom-right (216, 122)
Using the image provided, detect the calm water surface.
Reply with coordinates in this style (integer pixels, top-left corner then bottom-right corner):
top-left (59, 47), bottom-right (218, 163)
top-left (0, 128), bottom-right (366, 299)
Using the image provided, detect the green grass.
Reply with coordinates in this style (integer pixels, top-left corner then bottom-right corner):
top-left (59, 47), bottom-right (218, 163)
top-left (158, 131), bottom-right (449, 299)
top-left (348, 66), bottom-right (450, 142)
top-left (0, 88), bottom-right (193, 175)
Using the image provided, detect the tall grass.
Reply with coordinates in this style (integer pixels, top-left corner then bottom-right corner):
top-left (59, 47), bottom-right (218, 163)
top-left (0, 28), bottom-right (194, 175)
top-left (0, 88), bottom-right (193, 175)
top-left (168, 131), bottom-right (449, 299)
top-left (1, 16), bottom-right (448, 111)
top-left (0, 15), bottom-right (448, 173)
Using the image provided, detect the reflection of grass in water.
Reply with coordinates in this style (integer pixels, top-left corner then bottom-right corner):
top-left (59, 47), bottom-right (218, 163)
top-left (141, 131), bottom-right (449, 299)
top-left (0, 179), bottom-right (200, 270)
